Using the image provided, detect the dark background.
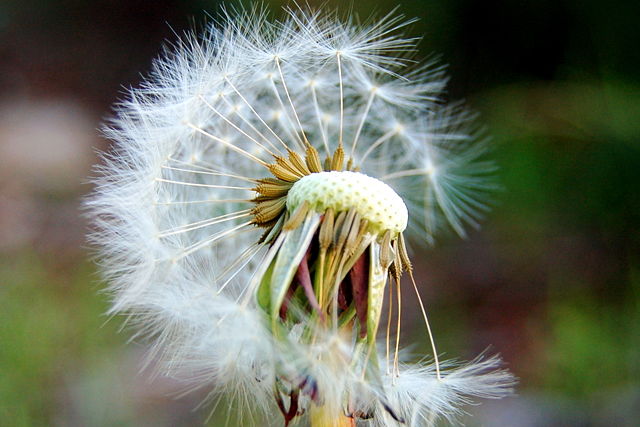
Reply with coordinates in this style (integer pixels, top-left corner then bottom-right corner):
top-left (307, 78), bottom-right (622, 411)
top-left (1, 0), bottom-right (639, 425)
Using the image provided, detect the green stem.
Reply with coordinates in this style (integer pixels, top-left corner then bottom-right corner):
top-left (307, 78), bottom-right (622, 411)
top-left (309, 405), bottom-right (355, 427)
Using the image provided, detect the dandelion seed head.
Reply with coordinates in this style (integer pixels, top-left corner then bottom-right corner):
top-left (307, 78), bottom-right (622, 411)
top-left (88, 4), bottom-right (514, 426)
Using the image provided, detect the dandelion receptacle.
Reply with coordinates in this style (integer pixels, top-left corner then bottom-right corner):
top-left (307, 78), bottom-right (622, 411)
top-left (88, 5), bottom-right (515, 426)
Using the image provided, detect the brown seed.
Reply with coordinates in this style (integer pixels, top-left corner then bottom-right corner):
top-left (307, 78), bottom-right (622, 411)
top-left (283, 201), bottom-right (310, 230)
top-left (398, 232), bottom-right (412, 272)
top-left (379, 230), bottom-right (394, 269)
top-left (331, 144), bottom-right (345, 171)
top-left (346, 157), bottom-right (354, 171)
top-left (319, 208), bottom-right (335, 251)
top-left (390, 239), bottom-right (402, 283)
top-left (253, 197), bottom-right (286, 224)
top-left (305, 144), bottom-right (323, 173)
top-left (287, 149), bottom-right (311, 176)
top-left (344, 212), bottom-right (362, 257)
top-left (324, 156), bottom-right (332, 171)
top-left (268, 163), bottom-right (302, 182)
top-left (338, 209), bottom-right (358, 249)
top-left (276, 156), bottom-right (303, 176)
top-left (254, 178), bottom-right (292, 197)
top-left (332, 210), bottom-right (349, 247)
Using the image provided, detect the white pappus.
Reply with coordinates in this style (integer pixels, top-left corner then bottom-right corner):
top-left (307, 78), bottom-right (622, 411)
top-left (88, 4), bottom-right (515, 427)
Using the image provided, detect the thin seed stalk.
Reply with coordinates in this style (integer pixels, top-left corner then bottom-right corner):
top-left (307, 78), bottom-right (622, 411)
top-left (260, 186), bottom-right (401, 423)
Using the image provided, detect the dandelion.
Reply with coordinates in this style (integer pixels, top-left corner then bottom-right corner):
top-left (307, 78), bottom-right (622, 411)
top-left (89, 5), bottom-right (515, 426)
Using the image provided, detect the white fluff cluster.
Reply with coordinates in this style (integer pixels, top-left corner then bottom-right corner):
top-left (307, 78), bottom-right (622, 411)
top-left (374, 356), bottom-right (515, 426)
top-left (88, 5), bottom-right (512, 426)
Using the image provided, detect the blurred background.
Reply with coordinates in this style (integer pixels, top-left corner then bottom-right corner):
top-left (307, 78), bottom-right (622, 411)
top-left (1, 0), bottom-right (638, 425)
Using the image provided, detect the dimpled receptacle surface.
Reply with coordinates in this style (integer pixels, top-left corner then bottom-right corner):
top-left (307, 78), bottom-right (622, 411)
top-left (287, 171), bottom-right (408, 235)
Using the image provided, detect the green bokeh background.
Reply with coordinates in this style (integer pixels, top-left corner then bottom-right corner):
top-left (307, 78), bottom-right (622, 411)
top-left (1, 0), bottom-right (638, 425)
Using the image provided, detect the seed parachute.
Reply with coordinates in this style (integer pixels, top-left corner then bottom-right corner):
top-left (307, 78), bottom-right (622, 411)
top-left (88, 5), bottom-right (515, 426)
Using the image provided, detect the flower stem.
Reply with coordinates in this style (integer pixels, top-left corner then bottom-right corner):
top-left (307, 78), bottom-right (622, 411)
top-left (309, 405), bottom-right (355, 427)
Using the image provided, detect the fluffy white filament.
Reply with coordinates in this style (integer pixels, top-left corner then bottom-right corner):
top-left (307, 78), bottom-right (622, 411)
top-left (88, 5), bottom-right (514, 425)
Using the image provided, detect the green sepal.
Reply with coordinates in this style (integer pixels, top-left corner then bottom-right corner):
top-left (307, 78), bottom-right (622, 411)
top-left (256, 260), bottom-right (275, 314)
top-left (269, 212), bottom-right (321, 331)
top-left (367, 242), bottom-right (388, 348)
top-left (338, 305), bottom-right (357, 329)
